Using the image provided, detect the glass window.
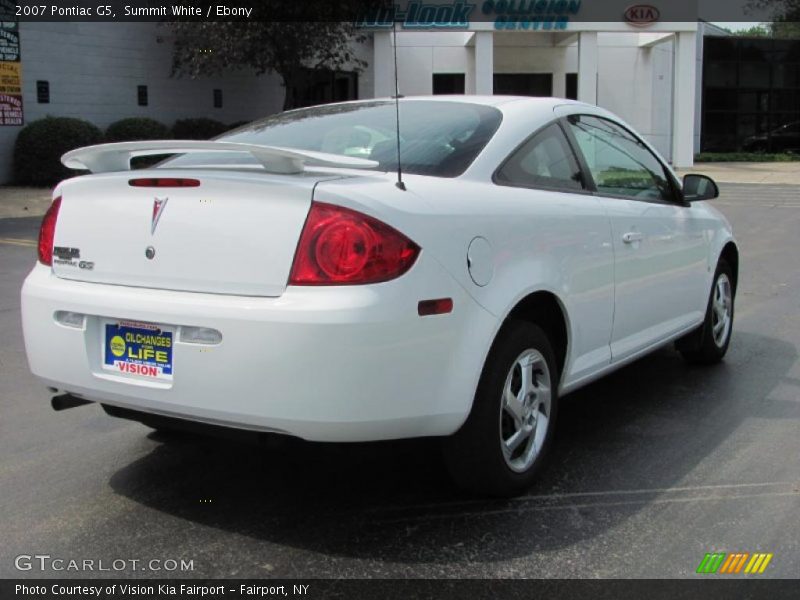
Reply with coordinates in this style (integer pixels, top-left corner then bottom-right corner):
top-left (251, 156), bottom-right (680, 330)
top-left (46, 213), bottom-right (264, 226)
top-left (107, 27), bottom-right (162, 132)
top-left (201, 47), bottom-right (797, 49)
top-left (566, 115), bottom-right (673, 203)
top-left (493, 73), bottom-right (553, 97)
top-left (782, 122), bottom-right (800, 134)
top-left (740, 39), bottom-right (772, 62)
top-left (496, 123), bottom-right (584, 192)
top-left (433, 73), bottom-right (466, 95)
top-left (137, 85), bottom-right (148, 107)
top-left (705, 62), bottom-right (738, 87)
top-left (36, 80), bottom-right (49, 104)
top-left (773, 64), bottom-right (800, 89)
top-left (738, 91), bottom-right (770, 112)
top-left (565, 73), bottom-right (578, 100)
top-left (163, 101), bottom-right (502, 178)
top-left (739, 62), bottom-right (770, 88)
top-left (704, 89), bottom-right (737, 111)
top-left (740, 113), bottom-right (771, 136)
top-left (702, 38), bottom-right (800, 152)
top-left (785, 40), bottom-right (800, 61)
top-left (705, 38), bottom-right (738, 62)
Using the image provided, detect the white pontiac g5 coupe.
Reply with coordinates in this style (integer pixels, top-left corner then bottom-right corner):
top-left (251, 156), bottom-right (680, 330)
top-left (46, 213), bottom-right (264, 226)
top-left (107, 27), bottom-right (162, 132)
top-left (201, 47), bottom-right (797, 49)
top-left (22, 97), bottom-right (738, 495)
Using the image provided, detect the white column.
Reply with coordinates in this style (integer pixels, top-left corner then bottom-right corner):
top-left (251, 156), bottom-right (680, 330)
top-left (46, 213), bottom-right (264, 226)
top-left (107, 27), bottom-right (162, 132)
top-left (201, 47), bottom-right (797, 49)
top-left (474, 31), bottom-right (494, 95)
top-left (373, 31), bottom-right (393, 98)
top-left (577, 32), bottom-right (598, 104)
top-left (552, 68), bottom-right (567, 98)
top-left (672, 31), bottom-right (697, 168)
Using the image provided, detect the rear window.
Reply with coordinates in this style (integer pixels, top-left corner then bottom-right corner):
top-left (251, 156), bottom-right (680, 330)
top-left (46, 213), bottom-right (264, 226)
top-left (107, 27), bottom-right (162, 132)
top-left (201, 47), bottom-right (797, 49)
top-left (164, 101), bottom-right (502, 178)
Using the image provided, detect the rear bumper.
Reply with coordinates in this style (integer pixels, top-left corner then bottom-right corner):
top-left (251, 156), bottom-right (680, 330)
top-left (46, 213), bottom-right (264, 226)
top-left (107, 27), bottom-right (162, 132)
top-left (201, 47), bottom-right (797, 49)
top-left (21, 258), bottom-right (497, 442)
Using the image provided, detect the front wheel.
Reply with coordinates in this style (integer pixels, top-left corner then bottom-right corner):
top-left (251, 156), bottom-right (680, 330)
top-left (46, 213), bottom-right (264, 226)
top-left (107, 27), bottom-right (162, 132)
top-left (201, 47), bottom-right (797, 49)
top-left (677, 260), bottom-right (735, 364)
top-left (443, 321), bottom-right (559, 497)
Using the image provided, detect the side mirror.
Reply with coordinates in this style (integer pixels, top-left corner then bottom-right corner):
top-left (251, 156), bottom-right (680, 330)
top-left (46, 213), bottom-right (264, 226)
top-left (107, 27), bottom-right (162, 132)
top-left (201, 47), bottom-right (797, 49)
top-left (683, 173), bottom-right (719, 203)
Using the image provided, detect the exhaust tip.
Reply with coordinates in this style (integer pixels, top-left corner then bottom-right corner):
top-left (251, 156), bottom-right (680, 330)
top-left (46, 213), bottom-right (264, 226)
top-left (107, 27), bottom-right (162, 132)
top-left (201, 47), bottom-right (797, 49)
top-left (51, 394), bottom-right (93, 411)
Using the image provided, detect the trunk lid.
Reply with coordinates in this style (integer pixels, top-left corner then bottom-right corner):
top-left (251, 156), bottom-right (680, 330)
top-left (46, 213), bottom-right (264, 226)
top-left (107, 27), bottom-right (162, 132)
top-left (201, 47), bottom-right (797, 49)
top-left (52, 170), bottom-right (328, 296)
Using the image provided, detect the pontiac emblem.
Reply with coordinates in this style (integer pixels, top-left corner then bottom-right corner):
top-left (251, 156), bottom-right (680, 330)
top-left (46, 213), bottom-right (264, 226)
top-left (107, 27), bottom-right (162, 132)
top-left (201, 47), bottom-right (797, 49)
top-left (151, 197), bottom-right (168, 234)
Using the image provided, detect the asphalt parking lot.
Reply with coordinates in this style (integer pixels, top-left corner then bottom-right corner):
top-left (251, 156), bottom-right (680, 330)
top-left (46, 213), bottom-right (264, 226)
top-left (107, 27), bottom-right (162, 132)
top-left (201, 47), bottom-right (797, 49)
top-left (1, 183), bottom-right (798, 579)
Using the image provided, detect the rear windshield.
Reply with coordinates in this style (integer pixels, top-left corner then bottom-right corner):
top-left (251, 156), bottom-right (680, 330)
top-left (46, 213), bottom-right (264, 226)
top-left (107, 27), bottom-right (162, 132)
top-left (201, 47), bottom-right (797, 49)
top-left (164, 101), bottom-right (502, 178)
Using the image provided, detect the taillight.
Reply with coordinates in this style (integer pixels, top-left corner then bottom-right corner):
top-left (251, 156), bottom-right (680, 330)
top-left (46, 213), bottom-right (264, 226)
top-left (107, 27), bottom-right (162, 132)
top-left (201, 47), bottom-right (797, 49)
top-left (289, 202), bottom-right (420, 285)
top-left (38, 196), bottom-right (61, 266)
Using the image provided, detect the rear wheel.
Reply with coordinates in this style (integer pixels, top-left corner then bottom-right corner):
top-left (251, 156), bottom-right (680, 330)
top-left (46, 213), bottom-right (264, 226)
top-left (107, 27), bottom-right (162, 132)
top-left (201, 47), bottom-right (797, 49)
top-left (677, 259), bottom-right (734, 364)
top-left (444, 321), bottom-right (559, 496)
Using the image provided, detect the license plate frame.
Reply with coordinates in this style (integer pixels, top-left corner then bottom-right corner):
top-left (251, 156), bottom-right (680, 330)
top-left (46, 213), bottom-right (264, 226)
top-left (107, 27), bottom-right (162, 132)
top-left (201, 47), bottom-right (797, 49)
top-left (102, 320), bottom-right (174, 381)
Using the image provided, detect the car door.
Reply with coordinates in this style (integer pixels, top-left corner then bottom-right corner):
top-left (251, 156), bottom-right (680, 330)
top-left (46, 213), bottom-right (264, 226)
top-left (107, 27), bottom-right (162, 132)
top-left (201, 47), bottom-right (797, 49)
top-left (492, 121), bottom-right (616, 385)
top-left (564, 114), bottom-right (709, 362)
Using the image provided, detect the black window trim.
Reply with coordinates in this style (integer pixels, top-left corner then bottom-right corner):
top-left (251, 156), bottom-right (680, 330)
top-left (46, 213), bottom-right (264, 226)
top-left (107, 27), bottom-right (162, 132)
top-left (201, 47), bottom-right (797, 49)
top-left (491, 117), bottom-right (596, 196)
top-left (562, 112), bottom-right (686, 207)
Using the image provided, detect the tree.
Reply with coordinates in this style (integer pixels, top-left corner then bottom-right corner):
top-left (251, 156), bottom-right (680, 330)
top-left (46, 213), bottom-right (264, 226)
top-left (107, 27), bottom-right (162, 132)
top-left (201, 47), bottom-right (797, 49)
top-left (746, 0), bottom-right (800, 37)
top-left (731, 24), bottom-right (772, 36)
top-left (768, 21), bottom-right (800, 37)
top-left (167, 18), bottom-right (369, 110)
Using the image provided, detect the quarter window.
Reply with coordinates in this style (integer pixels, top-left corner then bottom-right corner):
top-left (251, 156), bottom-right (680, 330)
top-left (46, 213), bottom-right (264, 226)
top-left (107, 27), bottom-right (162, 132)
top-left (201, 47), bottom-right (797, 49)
top-left (496, 123), bottom-right (584, 192)
top-left (567, 115), bottom-right (672, 202)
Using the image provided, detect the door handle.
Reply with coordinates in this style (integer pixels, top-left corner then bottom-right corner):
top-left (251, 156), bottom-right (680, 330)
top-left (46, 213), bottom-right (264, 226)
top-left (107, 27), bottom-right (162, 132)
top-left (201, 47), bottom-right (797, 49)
top-left (622, 232), bottom-right (644, 244)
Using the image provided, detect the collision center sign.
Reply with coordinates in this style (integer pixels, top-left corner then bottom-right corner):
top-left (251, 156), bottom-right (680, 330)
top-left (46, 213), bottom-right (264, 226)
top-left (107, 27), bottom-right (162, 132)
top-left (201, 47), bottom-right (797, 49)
top-left (358, 0), bottom-right (584, 31)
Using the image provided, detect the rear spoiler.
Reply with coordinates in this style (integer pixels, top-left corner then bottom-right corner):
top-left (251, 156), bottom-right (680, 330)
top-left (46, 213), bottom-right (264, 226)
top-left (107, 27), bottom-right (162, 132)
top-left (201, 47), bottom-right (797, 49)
top-left (61, 140), bottom-right (378, 175)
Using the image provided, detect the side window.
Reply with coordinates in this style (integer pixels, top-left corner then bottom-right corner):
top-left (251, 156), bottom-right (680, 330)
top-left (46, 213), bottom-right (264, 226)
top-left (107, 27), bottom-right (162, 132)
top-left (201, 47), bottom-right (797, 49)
top-left (496, 123), bottom-right (585, 192)
top-left (567, 115), bottom-right (673, 202)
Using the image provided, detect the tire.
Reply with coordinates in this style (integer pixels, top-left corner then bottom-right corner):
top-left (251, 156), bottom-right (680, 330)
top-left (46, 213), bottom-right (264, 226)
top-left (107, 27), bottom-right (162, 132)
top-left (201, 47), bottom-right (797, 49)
top-left (677, 259), bottom-right (735, 365)
top-left (443, 321), bottom-right (559, 497)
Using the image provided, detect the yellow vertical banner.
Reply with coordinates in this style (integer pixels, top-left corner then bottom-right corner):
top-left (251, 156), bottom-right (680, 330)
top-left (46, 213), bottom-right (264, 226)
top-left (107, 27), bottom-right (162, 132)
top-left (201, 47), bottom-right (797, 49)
top-left (0, 61), bottom-right (21, 94)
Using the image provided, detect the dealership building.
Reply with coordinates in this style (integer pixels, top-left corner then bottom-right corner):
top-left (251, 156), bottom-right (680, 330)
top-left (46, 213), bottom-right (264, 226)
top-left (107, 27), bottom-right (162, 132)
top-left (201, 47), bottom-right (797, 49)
top-left (0, 5), bottom-right (797, 183)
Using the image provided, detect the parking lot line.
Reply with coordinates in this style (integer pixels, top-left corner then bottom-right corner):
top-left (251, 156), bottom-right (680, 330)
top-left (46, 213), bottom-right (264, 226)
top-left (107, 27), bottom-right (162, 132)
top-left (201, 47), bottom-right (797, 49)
top-left (0, 237), bottom-right (36, 247)
top-left (357, 479), bottom-right (800, 517)
top-left (377, 489), bottom-right (800, 524)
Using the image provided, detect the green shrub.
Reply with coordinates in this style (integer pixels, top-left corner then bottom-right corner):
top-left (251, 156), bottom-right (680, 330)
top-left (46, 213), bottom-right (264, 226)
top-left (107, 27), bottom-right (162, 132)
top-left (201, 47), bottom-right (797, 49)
top-left (695, 152), bottom-right (800, 163)
top-left (105, 117), bottom-right (170, 142)
top-left (13, 116), bottom-right (103, 186)
top-left (172, 118), bottom-right (228, 140)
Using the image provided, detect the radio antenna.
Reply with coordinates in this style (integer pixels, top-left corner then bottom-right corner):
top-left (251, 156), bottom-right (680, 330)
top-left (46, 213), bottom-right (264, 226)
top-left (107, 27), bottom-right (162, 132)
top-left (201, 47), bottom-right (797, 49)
top-left (392, 19), bottom-right (406, 191)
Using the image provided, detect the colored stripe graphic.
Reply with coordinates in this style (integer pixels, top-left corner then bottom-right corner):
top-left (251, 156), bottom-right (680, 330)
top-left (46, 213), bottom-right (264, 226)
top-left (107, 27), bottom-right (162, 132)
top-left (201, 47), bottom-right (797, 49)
top-left (697, 553), bottom-right (726, 574)
top-left (744, 553), bottom-right (774, 574)
top-left (698, 552), bottom-right (773, 575)
top-left (719, 553), bottom-right (749, 574)
top-left (733, 553), bottom-right (750, 573)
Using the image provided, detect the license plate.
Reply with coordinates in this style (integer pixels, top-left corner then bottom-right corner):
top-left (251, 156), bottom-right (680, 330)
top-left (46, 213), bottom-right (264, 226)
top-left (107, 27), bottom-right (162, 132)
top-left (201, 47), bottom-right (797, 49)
top-left (103, 321), bottom-right (174, 380)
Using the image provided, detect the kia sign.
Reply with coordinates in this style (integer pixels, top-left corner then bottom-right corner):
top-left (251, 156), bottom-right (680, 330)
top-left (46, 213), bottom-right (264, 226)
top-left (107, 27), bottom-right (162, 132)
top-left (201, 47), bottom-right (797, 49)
top-left (624, 4), bottom-right (660, 26)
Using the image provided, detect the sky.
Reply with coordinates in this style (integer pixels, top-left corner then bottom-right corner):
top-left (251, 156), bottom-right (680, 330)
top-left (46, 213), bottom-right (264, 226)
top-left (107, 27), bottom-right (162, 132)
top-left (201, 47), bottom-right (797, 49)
top-left (713, 22), bottom-right (765, 31)
top-left (699, 0), bottom-right (775, 23)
